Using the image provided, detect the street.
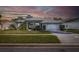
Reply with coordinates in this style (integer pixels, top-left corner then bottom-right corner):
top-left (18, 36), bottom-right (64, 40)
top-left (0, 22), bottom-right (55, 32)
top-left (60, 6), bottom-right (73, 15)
top-left (0, 44), bottom-right (79, 52)
top-left (0, 47), bottom-right (79, 52)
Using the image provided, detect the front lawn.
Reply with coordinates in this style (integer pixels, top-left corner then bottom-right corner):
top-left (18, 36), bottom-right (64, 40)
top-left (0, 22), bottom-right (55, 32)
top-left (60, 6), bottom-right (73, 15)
top-left (0, 30), bottom-right (51, 34)
top-left (0, 35), bottom-right (60, 43)
top-left (0, 30), bottom-right (60, 43)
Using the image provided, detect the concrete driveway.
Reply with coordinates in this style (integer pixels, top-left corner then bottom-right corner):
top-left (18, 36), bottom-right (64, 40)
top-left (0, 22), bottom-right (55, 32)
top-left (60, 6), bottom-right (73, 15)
top-left (52, 31), bottom-right (79, 44)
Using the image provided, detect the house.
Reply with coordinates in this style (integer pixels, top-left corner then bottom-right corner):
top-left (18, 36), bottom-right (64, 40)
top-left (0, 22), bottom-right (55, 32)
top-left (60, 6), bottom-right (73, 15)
top-left (62, 18), bottom-right (79, 29)
top-left (0, 14), bottom-right (62, 31)
top-left (11, 15), bottom-right (62, 31)
top-left (9, 17), bottom-right (79, 31)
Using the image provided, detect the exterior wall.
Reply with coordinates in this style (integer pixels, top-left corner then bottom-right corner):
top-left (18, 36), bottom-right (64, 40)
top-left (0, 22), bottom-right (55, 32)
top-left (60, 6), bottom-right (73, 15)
top-left (63, 22), bottom-right (79, 29)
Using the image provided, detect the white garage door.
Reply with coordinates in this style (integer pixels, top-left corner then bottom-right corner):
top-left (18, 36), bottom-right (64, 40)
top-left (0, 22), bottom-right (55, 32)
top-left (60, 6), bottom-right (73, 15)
top-left (46, 24), bottom-right (59, 31)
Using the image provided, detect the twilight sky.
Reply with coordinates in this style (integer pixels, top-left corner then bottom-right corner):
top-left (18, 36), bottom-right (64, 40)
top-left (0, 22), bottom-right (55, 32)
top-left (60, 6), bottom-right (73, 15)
top-left (0, 6), bottom-right (79, 18)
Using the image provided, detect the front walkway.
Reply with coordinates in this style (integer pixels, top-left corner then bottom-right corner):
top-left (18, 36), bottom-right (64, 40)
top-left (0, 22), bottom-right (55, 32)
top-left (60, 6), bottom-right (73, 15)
top-left (52, 31), bottom-right (79, 44)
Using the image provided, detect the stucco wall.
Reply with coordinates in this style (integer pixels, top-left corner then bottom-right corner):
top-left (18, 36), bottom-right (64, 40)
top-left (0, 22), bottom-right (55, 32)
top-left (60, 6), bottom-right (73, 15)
top-left (63, 22), bottom-right (79, 29)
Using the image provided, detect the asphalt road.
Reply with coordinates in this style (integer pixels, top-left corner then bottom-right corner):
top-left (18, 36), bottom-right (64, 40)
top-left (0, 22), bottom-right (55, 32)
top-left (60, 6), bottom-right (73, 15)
top-left (0, 44), bottom-right (79, 52)
top-left (0, 47), bottom-right (79, 52)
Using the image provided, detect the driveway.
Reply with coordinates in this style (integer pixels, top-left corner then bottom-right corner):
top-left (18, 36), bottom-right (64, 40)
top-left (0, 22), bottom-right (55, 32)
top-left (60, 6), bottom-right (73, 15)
top-left (51, 31), bottom-right (79, 44)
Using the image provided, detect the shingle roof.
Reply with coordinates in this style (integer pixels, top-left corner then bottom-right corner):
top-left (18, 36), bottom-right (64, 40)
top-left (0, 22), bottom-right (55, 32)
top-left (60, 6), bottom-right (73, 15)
top-left (65, 18), bottom-right (79, 22)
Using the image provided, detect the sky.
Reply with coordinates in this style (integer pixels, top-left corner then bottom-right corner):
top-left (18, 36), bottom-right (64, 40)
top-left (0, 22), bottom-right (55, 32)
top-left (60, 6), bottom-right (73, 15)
top-left (0, 6), bottom-right (79, 19)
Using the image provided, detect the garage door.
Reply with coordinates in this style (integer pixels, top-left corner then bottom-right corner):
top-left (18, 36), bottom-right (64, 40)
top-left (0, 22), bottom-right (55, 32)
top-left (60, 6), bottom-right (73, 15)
top-left (46, 24), bottom-right (59, 31)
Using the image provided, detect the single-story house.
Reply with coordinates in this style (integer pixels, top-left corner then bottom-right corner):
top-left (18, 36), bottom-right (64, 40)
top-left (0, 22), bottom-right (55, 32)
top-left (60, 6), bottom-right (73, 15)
top-left (9, 17), bottom-right (79, 31)
top-left (12, 16), bottom-right (62, 31)
top-left (1, 14), bottom-right (79, 31)
top-left (4, 15), bottom-right (79, 31)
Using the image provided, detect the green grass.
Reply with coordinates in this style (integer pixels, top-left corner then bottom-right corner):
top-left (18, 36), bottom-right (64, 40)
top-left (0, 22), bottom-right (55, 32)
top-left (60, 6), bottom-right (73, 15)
top-left (0, 30), bottom-right (51, 34)
top-left (65, 29), bottom-right (79, 34)
top-left (0, 35), bottom-right (60, 43)
top-left (0, 30), bottom-right (60, 43)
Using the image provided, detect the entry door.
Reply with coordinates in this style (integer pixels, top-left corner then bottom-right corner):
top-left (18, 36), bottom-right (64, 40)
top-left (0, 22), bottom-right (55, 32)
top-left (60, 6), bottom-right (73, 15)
top-left (46, 24), bottom-right (59, 31)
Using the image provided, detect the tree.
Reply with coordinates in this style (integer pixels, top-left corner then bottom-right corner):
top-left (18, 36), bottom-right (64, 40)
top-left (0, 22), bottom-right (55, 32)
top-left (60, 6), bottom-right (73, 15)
top-left (0, 14), bottom-right (2, 29)
top-left (17, 17), bottom-right (24, 20)
top-left (53, 17), bottom-right (63, 20)
top-left (53, 17), bottom-right (58, 20)
top-left (0, 14), bottom-right (2, 18)
top-left (58, 17), bottom-right (62, 20)
top-left (26, 15), bottom-right (33, 18)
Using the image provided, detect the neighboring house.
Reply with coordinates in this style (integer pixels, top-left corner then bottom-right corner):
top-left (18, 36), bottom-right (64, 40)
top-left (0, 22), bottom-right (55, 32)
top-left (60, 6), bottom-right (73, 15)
top-left (62, 18), bottom-right (79, 29)
top-left (0, 20), bottom-right (11, 30)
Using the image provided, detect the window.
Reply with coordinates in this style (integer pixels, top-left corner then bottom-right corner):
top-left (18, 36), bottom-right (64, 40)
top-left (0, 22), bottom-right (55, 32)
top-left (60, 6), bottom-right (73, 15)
top-left (35, 23), bottom-right (40, 26)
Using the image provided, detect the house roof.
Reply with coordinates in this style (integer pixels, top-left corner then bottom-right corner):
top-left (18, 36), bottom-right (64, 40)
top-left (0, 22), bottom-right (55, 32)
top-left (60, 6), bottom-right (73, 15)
top-left (41, 20), bottom-right (62, 24)
top-left (13, 16), bottom-right (63, 23)
top-left (64, 18), bottom-right (79, 23)
top-left (26, 17), bottom-right (46, 20)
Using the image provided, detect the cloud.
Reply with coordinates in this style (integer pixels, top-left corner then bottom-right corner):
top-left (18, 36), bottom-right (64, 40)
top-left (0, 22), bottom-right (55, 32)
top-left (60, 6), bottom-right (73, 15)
top-left (35, 6), bottom-right (55, 14)
top-left (0, 6), bottom-right (79, 18)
